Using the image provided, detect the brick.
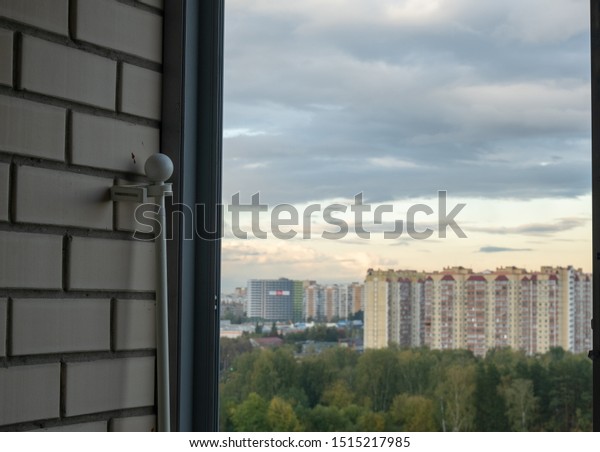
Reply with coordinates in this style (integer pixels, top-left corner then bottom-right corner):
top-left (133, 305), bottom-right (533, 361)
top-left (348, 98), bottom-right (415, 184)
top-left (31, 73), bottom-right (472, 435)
top-left (12, 298), bottom-right (110, 355)
top-left (120, 64), bottom-right (161, 120)
top-left (64, 357), bottom-right (155, 416)
top-left (0, 231), bottom-right (62, 289)
top-left (0, 298), bottom-right (6, 357)
top-left (0, 95), bottom-right (65, 161)
top-left (0, 363), bottom-right (60, 426)
top-left (21, 36), bottom-right (116, 110)
top-left (71, 112), bottom-right (158, 174)
top-left (15, 166), bottom-right (113, 230)
top-left (0, 0), bottom-right (69, 35)
top-left (33, 421), bottom-right (107, 432)
top-left (113, 299), bottom-right (155, 350)
top-left (0, 162), bottom-right (8, 222)
top-left (69, 237), bottom-right (155, 291)
top-left (110, 414), bottom-right (156, 432)
top-left (0, 29), bottom-right (12, 87)
top-left (137, 0), bottom-right (163, 9)
top-left (74, 0), bottom-right (162, 63)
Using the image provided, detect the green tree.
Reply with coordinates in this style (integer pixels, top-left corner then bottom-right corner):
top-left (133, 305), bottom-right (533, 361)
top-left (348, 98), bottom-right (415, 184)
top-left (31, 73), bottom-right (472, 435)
top-left (356, 348), bottom-right (401, 411)
top-left (436, 364), bottom-right (476, 431)
top-left (356, 411), bottom-right (386, 431)
top-left (267, 396), bottom-right (302, 431)
top-left (231, 392), bottom-right (270, 431)
top-left (500, 378), bottom-right (537, 431)
top-left (474, 362), bottom-right (509, 431)
top-left (389, 394), bottom-right (437, 431)
top-left (322, 380), bottom-right (354, 408)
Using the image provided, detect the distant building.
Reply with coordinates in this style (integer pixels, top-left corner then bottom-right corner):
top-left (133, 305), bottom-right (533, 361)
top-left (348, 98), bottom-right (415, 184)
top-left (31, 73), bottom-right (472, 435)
top-left (247, 278), bottom-right (303, 322)
top-left (303, 282), bottom-right (365, 322)
top-left (364, 266), bottom-right (591, 356)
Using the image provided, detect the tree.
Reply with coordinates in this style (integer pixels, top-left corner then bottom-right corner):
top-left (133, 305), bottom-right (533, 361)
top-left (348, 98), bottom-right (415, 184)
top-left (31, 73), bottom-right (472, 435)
top-left (389, 394), bottom-right (437, 432)
top-left (230, 392), bottom-right (270, 431)
top-left (500, 378), bottom-right (537, 431)
top-left (474, 362), bottom-right (509, 431)
top-left (356, 348), bottom-right (402, 411)
top-left (356, 411), bottom-right (386, 431)
top-left (322, 380), bottom-right (354, 408)
top-left (436, 364), bottom-right (476, 431)
top-left (267, 396), bottom-right (302, 431)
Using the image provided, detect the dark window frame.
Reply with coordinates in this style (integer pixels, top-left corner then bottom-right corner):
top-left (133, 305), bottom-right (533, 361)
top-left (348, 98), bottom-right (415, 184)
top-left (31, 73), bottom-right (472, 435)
top-left (591, 0), bottom-right (599, 432)
top-left (162, 0), bottom-right (224, 432)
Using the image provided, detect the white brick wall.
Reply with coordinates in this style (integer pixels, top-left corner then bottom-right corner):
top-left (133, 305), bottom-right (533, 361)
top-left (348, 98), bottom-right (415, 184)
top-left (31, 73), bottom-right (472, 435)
top-left (0, 95), bottom-right (66, 161)
top-left (12, 299), bottom-right (111, 355)
top-left (110, 414), bottom-right (156, 432)
top-left (0, 28), bottom-right (12, 87)
top-left (73, 0), bottom-right (162, 63)
top-left (69, 237), bottom-right (155, 291)
top-left (21, 36), bottom-right (117, 110)
top-left (0, 363), bottom-right (60, 425)
top-left (64, 357), bottom-right (155, 416)
top-left (0, 162), bottom-right (8, 222)
top-left (0, 0), bottom-right (69, 36)
top-left (121, 64), bottom-right (162, 120)
top-left (0, 231), bottom-right (62, 289)
top-left (0, 0), bottom-right (163, 431)
top-left (15, 165), bottom-right (113, 229)
top-left (33, 421), bottom-right (107, 432)
top-left (71, 112), bottom-right (158, 174)
top-left (113, 299), bottom-right (156, 350)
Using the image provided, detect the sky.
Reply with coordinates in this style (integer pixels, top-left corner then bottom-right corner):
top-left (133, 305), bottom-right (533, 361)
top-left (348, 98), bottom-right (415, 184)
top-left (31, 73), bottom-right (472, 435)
top-left (220, 0), bottom-right (591, 292)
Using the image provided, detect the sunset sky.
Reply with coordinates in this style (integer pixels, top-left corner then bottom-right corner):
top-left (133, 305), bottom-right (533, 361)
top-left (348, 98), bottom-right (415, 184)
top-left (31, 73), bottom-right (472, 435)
top-left (220, 0), bottom-right (591, 291)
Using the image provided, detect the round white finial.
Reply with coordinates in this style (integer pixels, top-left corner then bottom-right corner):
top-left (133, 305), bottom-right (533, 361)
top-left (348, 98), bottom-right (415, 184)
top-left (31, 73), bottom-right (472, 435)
top-left (145, 153), bottom-right (174, 182)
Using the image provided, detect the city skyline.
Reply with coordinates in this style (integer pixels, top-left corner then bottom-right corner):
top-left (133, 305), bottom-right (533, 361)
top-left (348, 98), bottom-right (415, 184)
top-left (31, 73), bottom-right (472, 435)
top-left (221, 0), bottom-right (590, 292)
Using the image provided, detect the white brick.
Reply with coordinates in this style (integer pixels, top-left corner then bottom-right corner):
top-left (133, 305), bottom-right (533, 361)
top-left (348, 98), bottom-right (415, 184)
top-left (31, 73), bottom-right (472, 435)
top-left (0, 0), bottom-right (69, 36)
top-left (0, 29), bottom-right (12, 87)
top-left (113, 299), bottom-right (155, 350)
top-left (33, 421), bottom-right (107, 432)
top-left (0, 363), bottom-right (60, 426)
top-left (110, 414), bottom-right (156, 432)
top-left (121, 64), bottom-right (161, 120)
top-left (0, 162), bottom-right (8, 222)
top-left (64, 357), bottom-right (155, 416)
top-left (71, 112), bottom-right (158, 174)
top-left (0, 231), bottom-right (62, 289)
top-left (69, 237), bottom-right (155, 291)
top-left (74, 0), bottom-right (162, 63)
top-left (12, 299), bottom-right (110, 355)
top-left (137, 0), bottom-right (163, 9)
top-left (16, 166), bottom-right (113, 230)
top-left (0, 298), bottom-right (6, 357)
top-left (0, 95), bottom-right (66, 161)
top-left (21, 36), bottom-right (116, 110)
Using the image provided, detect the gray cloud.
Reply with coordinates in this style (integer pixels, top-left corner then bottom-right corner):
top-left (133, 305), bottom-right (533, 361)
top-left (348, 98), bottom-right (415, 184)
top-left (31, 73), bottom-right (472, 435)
top-left (223, 0), bottom-right (589, 205)
top-left (470, 217), bottom-right (588, 236)
top-left (479, 246), bottom-right (533, 253)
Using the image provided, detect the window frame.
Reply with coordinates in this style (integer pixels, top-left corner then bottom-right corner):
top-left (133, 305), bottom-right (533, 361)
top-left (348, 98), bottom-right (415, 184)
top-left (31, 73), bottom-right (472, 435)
top-left (162, 0), bottom-right (224, 431)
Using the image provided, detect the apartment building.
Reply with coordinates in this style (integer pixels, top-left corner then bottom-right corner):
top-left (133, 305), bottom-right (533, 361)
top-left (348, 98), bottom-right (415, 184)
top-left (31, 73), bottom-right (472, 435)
top-left (364, 266), bottom-right (592, 356)
top-left (304, 282), bottom-right (365, 322)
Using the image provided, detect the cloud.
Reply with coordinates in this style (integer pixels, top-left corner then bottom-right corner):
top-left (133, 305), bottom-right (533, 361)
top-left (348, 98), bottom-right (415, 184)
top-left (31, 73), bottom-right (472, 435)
top-left (470, 217), bottom-right (588, 236)
top-left (223, 0), bottom-right (590, 205)
top-left (479, 246), bottom-right (533, 253)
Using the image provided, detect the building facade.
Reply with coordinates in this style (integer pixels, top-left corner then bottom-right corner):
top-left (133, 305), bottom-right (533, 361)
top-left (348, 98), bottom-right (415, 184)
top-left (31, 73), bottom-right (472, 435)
top-left (247, 278), bottom-right (303, 322)
top-left (364, 266), bottom-right (592, 356)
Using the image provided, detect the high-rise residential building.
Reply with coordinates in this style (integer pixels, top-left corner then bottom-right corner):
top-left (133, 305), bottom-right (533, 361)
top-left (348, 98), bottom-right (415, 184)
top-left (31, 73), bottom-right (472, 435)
top-left (303, 282), bottom-right (365, 322)
top-left (364, 266), bottom-right (591, 356)
top-left (247, 278), bottom-right (303, 322)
